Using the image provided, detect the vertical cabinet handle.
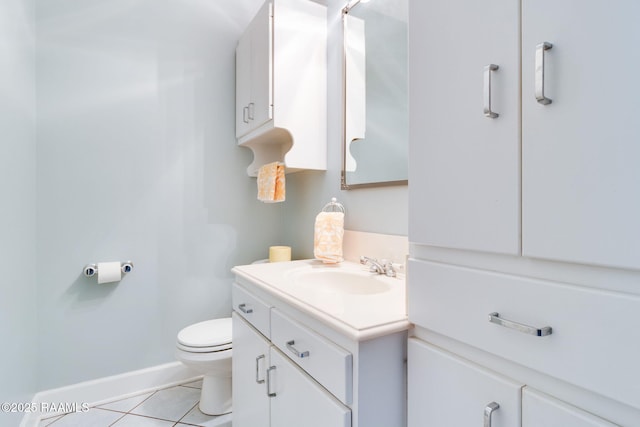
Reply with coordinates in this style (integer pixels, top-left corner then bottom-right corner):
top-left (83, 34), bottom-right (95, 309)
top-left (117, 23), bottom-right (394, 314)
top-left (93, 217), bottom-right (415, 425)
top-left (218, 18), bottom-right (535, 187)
top-left (266, 366), bottom-right (277, 397)
top-left (483, 64), bottom-right (499, 118)
top-left (242, 106), bottom-right (249, 123)
top-left (255, 354), bottom-right (265, 384)
top-left (248, 102), bottom-right (255, 120)
top-left (484, 402), bottom-right (500, 427)
top-left (238, 303), bottom-right (253, 314)
top-left (535, 42), bottom-right (553, 105)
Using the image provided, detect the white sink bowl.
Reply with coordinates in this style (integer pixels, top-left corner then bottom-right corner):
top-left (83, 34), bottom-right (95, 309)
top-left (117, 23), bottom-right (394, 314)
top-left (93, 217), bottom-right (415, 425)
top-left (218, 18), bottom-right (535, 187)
top-left (288, 269), bottom-right (392, 295)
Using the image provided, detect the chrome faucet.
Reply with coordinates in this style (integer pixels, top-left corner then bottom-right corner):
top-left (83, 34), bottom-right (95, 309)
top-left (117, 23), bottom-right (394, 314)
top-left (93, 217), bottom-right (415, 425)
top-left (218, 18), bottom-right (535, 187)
top-left (360, 256), bottom-right (397, 277)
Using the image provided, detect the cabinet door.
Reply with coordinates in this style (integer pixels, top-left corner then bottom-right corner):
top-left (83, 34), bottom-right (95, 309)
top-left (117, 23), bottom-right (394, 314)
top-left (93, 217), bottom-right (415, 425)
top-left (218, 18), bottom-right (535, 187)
top-left (232, 313), bottom-right (270, 427)
top-left (235, 0), bottom-right (272, 139)
top-left (269, 347), bottom-right (351, 427)
top-left (522, 0), bottom-right (640, 270)
top-left (408, 338), bottom-right (521, 427)
top-left (408, 0), bottom-right (520, 255)
top-left (523, 388), bottom-right (617, 427)
top-left (236, 32), bottom-right (251, 137)
top-left (248, 0), bottom-right (272, 133)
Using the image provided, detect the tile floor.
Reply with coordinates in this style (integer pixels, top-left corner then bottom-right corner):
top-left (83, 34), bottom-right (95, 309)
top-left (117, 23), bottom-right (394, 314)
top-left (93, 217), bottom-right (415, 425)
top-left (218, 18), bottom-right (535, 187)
top-left (38, 379), bottom-right (232, 427)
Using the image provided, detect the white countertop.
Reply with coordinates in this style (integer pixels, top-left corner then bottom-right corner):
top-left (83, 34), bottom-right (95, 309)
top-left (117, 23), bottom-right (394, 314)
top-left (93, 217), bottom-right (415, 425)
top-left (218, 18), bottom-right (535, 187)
top-left (232, 259), bottom-right (410, 341)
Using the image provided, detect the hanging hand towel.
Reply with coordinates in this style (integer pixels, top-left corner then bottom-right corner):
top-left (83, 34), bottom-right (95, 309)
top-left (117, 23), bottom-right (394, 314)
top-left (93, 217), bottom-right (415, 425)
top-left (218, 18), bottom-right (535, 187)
top-left (257, 162), bottom-right (285, 203)
top-left (314, 211), bottom-right (345, 264)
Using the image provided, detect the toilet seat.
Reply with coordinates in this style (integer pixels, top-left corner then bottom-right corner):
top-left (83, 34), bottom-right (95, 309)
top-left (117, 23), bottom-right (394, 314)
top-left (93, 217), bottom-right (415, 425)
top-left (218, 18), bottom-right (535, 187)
top-left (177, 318), bottom-right (232, 353)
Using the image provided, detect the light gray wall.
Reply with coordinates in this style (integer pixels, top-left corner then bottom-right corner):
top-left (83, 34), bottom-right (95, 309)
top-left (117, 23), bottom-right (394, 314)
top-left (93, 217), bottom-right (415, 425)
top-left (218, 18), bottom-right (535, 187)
top-left (35, 0), bottom-right (274, 390)
top-left (283, 0), bottom-right (408, 259)
top-left (0, 0), bottom-right (38, 423)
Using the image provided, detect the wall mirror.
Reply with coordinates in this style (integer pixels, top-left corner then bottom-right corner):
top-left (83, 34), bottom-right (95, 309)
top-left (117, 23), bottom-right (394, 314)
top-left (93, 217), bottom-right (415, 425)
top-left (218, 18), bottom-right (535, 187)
top-left (341, 0), bottom-right (409, 189)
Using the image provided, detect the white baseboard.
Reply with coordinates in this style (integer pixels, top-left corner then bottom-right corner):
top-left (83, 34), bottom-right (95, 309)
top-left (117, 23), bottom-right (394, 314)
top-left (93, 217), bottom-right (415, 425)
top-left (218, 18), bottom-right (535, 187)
top-left (21, 361), bottom-right (200, 427)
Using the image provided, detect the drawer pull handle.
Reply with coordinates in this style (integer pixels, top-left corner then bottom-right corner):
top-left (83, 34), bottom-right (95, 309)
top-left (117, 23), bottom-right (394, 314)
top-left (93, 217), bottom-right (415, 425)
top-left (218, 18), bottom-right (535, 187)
top-left (484, 402), bottom-right (500, 427)
top-left (255, 354), bottom-right (265, 384)
top-left (286, 340), bottom-right (310, 358)
top-left (266, 366), bottom-right (276, 397)
top-left (489, 312), bottom-right (552, 337)
top-left (238, 303), bottom-right (253, 314)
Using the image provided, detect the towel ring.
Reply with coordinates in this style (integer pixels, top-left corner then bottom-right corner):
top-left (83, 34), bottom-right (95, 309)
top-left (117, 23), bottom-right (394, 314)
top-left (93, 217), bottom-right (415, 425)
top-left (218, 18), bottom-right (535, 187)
top-left (322, 197), bottom-right (345, 213)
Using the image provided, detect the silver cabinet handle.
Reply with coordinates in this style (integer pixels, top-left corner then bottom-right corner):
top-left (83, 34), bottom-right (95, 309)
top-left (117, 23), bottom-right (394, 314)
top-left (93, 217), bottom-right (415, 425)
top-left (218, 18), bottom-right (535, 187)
top-left (489, 312), bottom-right (552, 337)
top-left (286, 340), bottom-right (309, 358)
top-left (242, 106), bottom-right (249, 123)
top-left (248, 102), bottom-right (255, 120)
top-left (238, 303), bottom-right (253, 314)
top-left (266, 366), bottom-right (276, 397)
top-left (535, 42), bottom-right (553, 105)
top-left (484, 402), bottom-right (500, 427)
top-left (255, 354), bottom-right (265, 384)
top-left (483, 64), bottom-right (499, 118)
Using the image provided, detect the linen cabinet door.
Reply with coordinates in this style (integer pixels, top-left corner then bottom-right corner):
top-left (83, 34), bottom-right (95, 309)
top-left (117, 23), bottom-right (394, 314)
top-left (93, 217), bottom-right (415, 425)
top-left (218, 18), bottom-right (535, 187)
top-left (408, 338), bottom-right (521, 427)
top-left (523, 388), bottom-right (618, 427)
top-left (408, 0), bottom-right (520, 255)
top-left (522, 0), bottom-right (640, 270)
top-left (269, 347), bottom-right (351, 427)
top-left (232, 313), bottom-right (270, 427)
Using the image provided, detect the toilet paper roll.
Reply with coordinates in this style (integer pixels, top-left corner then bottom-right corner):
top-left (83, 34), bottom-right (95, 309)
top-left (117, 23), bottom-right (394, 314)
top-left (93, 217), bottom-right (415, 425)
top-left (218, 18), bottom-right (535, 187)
top-left (97, 261), bottom-right (122, 284)
top-left (269, 246), bottom-right (291, 263)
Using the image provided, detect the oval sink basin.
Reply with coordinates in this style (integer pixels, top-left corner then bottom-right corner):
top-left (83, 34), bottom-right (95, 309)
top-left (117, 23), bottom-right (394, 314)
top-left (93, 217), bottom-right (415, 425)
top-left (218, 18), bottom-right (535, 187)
top-left (289, 270), bottom-right (391, 295)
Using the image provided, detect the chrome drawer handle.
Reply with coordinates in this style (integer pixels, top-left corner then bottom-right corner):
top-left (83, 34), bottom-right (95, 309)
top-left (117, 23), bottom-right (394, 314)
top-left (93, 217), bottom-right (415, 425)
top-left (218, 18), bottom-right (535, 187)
top-left (238, 303), bottom-right (253, 314)
top-left (489, 312), bottom-right (552, 337)
top-left (255, 354), bottom-right (265, 384)
top-left (535, 42), bottom-right (553, 105)
top-left (248, 102), bottom-right (255, 120)
top-left (483, 64), bottom-right (499, 118)
top-left (243, 106), bottom-right (249, 123)
top-left (484, 402), bottom-right (500, 427)
top-left (266, 366), bottom-right (276, 397)
top-left (286, 340), bottom-right (309, 358)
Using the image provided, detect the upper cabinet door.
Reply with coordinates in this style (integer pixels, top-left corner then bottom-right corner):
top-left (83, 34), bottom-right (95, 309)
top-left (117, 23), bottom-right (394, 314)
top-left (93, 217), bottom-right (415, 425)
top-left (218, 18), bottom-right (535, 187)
top-left (522, 0), bottom-right (640, 270)
top-left (235, 0), bottom-right (273, 139)
top-left (248, 0), bottom-right (272, 132)
top-left (408, 0), bottom-right (521, 255)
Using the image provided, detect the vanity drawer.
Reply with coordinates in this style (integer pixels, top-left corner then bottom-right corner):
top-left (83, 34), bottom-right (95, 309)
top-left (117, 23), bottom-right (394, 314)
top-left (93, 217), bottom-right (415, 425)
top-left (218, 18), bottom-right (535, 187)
top-left (232, 283), bottom-right (271, 339)
top-left (408, 259), bottom-right (640, 410)
top-left (271, 308), bottom-right (353, 405)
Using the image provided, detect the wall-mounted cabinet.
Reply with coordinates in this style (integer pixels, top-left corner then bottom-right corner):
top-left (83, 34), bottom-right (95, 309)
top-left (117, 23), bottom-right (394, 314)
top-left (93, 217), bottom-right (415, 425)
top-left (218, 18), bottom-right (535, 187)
top-left (235, 0), bottom-right (327, 177)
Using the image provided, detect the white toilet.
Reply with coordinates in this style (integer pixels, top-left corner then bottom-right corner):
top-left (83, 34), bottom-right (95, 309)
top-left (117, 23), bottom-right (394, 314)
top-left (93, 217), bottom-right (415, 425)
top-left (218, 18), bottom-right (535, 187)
top-left (175, 317), bottom-right (233, 416)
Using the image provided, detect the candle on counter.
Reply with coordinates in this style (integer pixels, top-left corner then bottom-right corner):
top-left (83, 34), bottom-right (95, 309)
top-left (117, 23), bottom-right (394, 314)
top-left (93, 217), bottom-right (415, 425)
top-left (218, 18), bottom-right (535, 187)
top-left (269, 246), bottom-right (292, 262)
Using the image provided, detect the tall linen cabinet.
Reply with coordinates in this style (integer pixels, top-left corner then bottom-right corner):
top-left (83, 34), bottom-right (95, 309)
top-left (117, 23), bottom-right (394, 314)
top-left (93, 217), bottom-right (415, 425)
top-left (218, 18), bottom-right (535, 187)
top-left (408, 0), bottom-right (640, 426)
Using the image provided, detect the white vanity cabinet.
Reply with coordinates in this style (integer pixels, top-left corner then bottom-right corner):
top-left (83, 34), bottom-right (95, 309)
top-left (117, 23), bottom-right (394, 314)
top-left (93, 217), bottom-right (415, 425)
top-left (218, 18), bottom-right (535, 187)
top-left (235, 0), bottom-right (327, 177)
top-left (231, 264), bottom-right (408, 427)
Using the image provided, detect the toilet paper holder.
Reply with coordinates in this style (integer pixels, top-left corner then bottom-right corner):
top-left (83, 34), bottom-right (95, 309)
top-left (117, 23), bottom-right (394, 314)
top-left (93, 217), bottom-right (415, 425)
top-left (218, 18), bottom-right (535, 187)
top-left (83, 261), bottom-right (134, 278)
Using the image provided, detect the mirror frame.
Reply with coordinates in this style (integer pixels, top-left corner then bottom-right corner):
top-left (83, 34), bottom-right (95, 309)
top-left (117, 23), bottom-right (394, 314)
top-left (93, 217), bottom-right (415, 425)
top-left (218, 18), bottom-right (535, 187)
top-left (340, 0), bottom-right (408, 190)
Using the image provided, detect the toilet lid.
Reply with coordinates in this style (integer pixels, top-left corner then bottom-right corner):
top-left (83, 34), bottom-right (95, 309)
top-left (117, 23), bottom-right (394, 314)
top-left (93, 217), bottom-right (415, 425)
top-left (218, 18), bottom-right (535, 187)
top-left (177, 318), bottom-right (232, 348)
